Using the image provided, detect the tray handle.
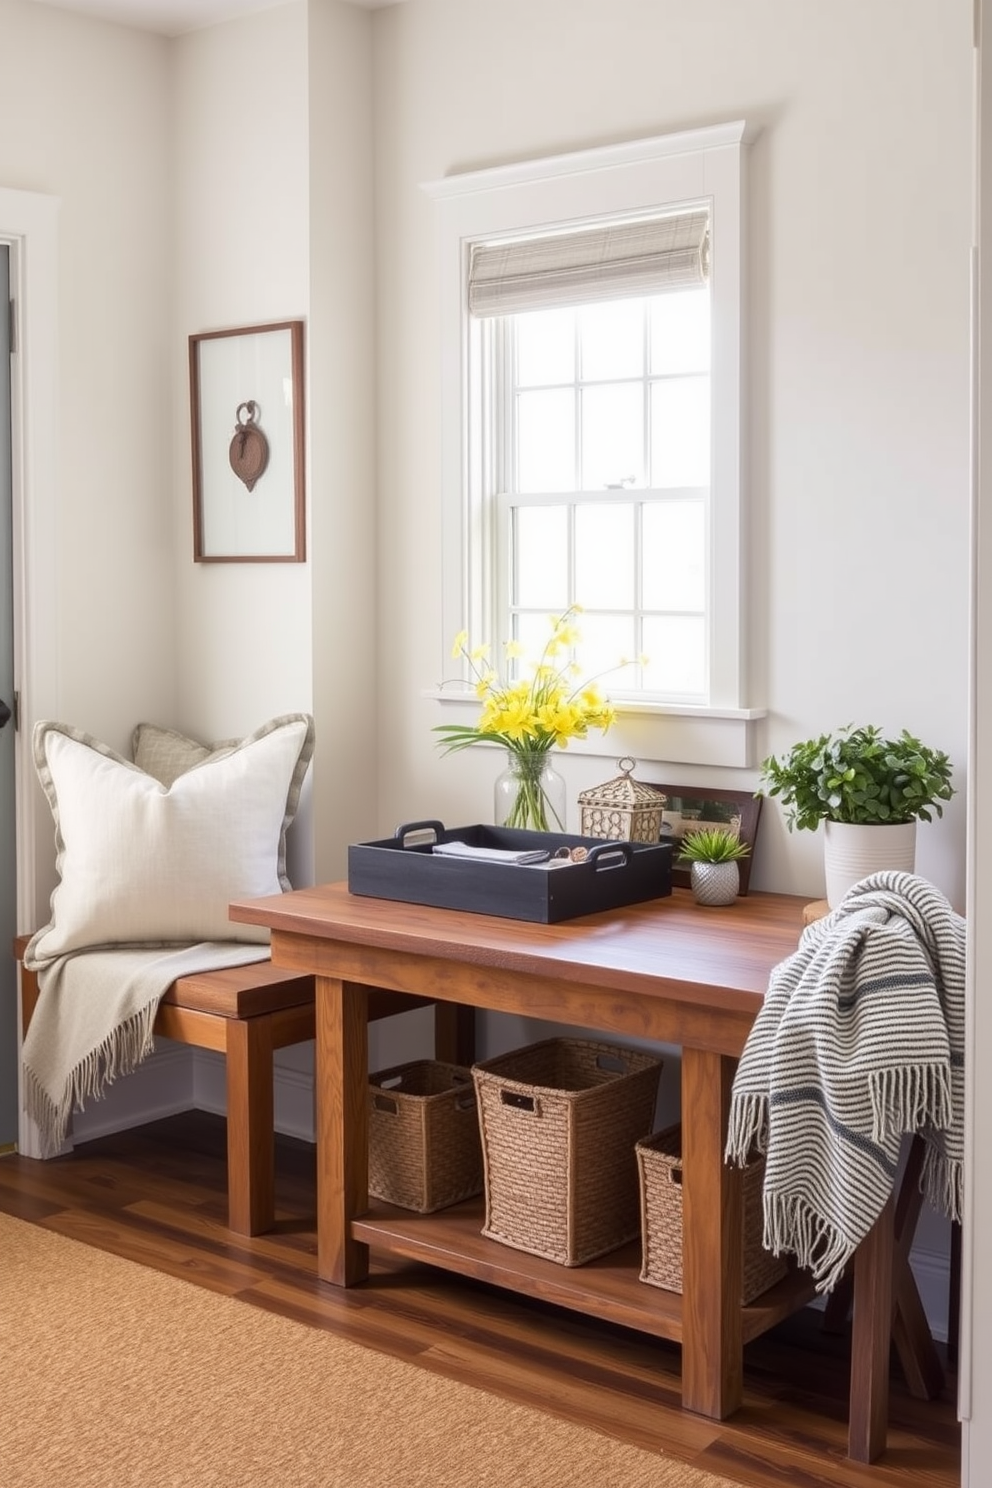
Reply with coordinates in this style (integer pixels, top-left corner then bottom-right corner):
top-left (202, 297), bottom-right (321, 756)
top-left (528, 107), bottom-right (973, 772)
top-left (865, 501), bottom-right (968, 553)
top-left (393, 820), bottom-right (446, 848)
top-left (586, 842), bottom-right (634, 871)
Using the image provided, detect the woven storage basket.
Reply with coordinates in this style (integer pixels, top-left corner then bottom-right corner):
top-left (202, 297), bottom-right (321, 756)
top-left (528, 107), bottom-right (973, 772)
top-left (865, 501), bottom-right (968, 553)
top-left (472, 1038), bottom-right (663, 1266)
top-left (368, 1060), bottom-right (484, 1214)
top-left (635, 1125), bottom-right (787, 1302)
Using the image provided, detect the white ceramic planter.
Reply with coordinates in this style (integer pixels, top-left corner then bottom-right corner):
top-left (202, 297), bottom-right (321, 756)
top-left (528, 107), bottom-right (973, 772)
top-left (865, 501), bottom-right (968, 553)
top-left (822, 820), bottom-right (917, 908)
top-left (690, 860), bottom-right (740, 907)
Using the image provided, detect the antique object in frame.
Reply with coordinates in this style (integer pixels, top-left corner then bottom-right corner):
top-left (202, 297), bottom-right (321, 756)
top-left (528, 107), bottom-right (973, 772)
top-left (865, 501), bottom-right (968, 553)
top-left (228, 401), bottom-right (269, 492)
top-left (189, 320), bottom-right (305, 562)
top-left (646, 784), bottom-right (762, 895)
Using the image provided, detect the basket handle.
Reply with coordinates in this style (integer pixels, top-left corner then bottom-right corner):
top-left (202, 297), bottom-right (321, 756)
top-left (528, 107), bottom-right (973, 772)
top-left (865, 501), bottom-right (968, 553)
top-left (500, 1088), bottom-right (541, 1116)
top-left (587, 842), bottom-right (633, 872)
top-left (393, 820), bottom-right (445, 847)
top-left (595, 1050), bottom-right (634, 1077)
top-left (371, 1093), bottom-right (399, 1116)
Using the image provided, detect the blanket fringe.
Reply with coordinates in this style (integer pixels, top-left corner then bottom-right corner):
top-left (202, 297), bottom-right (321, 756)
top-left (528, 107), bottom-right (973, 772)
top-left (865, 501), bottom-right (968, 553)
top-left (724, 1093), bottom-right (768, 1166)
top-left (764, 1191), bottom-right (853, 1294)
top-left (869, 1064), bottom-right (952, 1144)
top-left (23, 1003), bottom-right (159, 1158)
top-left (921, 1144), bottom-right (963, 1225)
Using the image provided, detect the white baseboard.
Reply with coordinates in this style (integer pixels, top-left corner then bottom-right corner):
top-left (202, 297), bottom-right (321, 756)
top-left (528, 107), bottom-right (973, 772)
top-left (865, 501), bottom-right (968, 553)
top-left (191, 1048), bottom-right (316, 1144)
top-left (69, 1041), bottom-right (194, 1146)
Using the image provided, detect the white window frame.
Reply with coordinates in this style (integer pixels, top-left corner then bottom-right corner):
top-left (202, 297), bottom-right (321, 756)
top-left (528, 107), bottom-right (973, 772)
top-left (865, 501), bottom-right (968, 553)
top-left (422, 121), bottom-right (764, 768)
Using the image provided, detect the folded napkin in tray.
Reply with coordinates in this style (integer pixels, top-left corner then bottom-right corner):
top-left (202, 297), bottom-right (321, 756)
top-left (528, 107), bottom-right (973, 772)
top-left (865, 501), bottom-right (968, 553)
top-left (432, 841), bottom-right (551, 865)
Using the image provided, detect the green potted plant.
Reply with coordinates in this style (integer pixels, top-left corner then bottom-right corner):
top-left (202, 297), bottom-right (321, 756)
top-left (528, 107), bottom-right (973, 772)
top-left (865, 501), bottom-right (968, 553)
top-left (678, 827), bottom-right (751, 906)
top-left (757, 724), bottom-right (955, 906)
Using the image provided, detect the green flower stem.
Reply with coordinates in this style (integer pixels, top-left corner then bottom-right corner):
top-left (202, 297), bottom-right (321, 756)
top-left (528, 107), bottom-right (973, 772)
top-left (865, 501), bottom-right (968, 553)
top-left (501, 753), bottom-right (564, 832)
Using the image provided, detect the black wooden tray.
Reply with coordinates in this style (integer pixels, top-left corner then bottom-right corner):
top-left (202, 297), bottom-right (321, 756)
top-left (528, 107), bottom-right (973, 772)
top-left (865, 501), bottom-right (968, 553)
top-left (348, 821), bottom-right (673, 924)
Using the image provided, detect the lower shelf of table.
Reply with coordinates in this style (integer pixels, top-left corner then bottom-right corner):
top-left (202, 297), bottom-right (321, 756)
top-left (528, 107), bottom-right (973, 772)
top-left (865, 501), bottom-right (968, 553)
top-left (350, 1195), bottom-right (815, 1345)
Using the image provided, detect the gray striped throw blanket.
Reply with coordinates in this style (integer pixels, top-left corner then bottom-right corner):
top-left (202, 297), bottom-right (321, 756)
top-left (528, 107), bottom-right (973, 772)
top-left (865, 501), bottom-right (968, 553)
top-left (725, 870), bottom-right (964, 1293)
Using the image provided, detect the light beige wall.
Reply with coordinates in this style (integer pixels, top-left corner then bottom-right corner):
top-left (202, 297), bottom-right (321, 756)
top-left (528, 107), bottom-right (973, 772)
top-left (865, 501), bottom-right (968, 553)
top-left (0, 0), bottom-right (176, 758)
top-left (966, 10), bottom-right (989, 1480)
top-left (307, 0), bottom-right (378, 884)
top-left (172, 3), bottom-right (313, 760)
top-left (373, 0), bottom-right (973, 906)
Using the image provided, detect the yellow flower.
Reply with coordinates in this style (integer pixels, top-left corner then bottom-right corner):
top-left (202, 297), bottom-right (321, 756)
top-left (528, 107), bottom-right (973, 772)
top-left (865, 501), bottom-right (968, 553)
top-left (434, 604), bottom-right (632, 763)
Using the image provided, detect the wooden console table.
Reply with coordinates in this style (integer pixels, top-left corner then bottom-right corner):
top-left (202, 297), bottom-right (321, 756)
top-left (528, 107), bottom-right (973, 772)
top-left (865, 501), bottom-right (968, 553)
top-left (230, 881), bottom-right (822, 1424)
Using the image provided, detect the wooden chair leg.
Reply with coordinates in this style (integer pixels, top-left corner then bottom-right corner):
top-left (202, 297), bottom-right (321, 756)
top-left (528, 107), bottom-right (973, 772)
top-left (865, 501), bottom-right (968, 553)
top-left (890, 1136), bottom-right (945, 1399)
top-left (225, 1016), bottom-right (275, 1236)
top-left (849, 1193), bottom-right (894, 1464)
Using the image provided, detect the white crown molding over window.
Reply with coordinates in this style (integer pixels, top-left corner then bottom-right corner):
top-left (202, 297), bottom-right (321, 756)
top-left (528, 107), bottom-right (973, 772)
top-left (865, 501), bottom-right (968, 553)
top-left (422, 121), bottom-right (763, 770)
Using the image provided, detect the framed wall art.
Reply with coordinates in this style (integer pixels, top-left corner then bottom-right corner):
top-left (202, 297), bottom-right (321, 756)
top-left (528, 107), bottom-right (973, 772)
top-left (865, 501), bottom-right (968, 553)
top-left (189, 319), bottom-right (305, 562)
top-left (647, 784), bottom-right (762, 895)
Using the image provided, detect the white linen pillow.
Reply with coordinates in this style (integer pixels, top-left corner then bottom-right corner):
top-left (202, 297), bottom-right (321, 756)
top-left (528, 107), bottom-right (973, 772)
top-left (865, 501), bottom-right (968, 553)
top-left (26, 713), bottom-right (315, 964)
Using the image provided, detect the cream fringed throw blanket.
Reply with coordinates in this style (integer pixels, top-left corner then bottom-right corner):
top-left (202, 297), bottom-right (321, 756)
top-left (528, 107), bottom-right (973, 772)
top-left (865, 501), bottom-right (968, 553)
top-left (22, 943), bottom-right (270, 1157)
top-left (725, 871), bottom-right (965, 1294)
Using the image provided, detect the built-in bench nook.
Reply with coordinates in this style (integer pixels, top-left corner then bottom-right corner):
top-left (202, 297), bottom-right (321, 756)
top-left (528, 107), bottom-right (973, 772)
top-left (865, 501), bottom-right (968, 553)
top-left (15, 934), bottom-right (471, 1236)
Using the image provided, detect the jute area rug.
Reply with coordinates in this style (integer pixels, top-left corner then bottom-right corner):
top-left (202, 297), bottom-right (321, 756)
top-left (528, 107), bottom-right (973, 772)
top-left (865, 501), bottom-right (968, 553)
top-left (0, 1211), bottom-right (741, 1488)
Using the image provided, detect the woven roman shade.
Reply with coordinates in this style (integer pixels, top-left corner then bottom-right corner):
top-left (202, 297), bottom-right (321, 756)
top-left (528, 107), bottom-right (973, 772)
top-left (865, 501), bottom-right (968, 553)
top-left (468, 209), bottom-right (709, 318)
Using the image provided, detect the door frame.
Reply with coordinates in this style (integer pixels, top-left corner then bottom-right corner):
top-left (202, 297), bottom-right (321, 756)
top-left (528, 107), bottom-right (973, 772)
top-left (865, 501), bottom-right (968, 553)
top-left (0, 187), bottom-right (60, 1158)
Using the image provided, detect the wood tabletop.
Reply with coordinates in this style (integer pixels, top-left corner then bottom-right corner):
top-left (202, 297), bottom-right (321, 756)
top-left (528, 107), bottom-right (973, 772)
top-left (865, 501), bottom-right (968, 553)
top-left (229, 881), bottom-right (808, 1019)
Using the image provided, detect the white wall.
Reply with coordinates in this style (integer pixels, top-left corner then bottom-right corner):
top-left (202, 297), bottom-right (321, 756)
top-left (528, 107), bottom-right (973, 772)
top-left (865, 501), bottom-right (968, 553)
top-left (965, 10), bottom-right (991, 1482)
top-left (0, 0), bottom-right (176, 825)
top-left (307, 0), bottom-right (379, 885)
top-left (172, 4), bottom-right (314, 748)
top-left (2, 0), bottom-right (974, 977)
top-left (373, 0), bottom-right (974, 914)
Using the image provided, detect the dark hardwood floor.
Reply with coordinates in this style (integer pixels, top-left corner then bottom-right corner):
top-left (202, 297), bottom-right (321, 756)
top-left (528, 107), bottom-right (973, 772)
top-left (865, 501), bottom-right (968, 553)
top-left (0, 1111), bottom-right (960, 1488)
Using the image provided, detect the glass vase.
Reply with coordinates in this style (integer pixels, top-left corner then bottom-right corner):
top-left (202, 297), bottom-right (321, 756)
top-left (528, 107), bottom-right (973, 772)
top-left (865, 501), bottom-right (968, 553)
top-left (494, 750), bottom-right (567, 834)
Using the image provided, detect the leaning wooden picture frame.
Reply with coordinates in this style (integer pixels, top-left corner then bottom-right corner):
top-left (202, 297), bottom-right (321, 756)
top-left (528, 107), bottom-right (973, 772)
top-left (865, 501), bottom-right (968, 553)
top-left (189, 319), bottom-right (306, 562)
top-left (645, 784), bottom-right (762, 895)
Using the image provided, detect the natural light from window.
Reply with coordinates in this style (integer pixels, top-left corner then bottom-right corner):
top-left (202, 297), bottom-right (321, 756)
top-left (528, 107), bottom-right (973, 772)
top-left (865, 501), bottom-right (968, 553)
top-left (499, 286), bottom-right (710, 701)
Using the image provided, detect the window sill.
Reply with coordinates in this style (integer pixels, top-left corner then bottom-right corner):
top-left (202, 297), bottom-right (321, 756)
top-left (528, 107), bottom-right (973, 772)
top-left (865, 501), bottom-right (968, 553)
top-left (426, 691), bottom-right (766, 770)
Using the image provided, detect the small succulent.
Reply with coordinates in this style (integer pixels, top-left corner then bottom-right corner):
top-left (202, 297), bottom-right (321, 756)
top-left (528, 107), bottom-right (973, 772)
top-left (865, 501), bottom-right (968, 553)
top-left (678, 827), bottom-right (751, 863)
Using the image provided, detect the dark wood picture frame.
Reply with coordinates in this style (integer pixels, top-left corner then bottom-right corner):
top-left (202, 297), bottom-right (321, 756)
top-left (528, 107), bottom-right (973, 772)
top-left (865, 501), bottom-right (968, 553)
top-left (646, 784), bottom-right (762, 895)
top-left (189, 319), bottom-right (306, 563)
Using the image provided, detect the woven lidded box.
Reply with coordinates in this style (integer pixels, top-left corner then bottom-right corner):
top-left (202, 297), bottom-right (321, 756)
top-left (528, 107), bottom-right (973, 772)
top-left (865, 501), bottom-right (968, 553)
top-left (368, 1060), bottom-right (484, 1214)
top-left (635, 1125), bottom-right (788, 1302)
top-left (578, 758), bottom-right (666, 844)
top-left (472, 1038), bottom-right (663, 1267)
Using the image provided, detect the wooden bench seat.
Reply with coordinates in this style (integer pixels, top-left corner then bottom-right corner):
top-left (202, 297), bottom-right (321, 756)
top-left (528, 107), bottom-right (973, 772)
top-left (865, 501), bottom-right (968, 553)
top-left (14, 935), bottom-right (471, 1237)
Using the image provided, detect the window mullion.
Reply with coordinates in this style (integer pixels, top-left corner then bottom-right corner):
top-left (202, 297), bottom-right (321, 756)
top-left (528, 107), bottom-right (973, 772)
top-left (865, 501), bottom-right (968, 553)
top-left (492, 319), bottom-right (514, 648)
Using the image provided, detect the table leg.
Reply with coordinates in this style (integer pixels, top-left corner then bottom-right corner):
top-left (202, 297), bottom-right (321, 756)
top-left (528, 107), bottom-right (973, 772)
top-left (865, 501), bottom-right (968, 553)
top-left (680, 1047), bottom-right (743, 1418)
top-left (433, 1002), bottom-right (476, 1066)
top-left (848, 1193), bottom-right (894, 1462)
top-left (315, 974), bottom-right (369, 1286)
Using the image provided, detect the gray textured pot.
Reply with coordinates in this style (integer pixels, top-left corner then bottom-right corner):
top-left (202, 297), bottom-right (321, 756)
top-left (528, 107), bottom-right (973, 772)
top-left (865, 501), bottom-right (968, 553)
top-left (690, 860), bottom-right (740, 906)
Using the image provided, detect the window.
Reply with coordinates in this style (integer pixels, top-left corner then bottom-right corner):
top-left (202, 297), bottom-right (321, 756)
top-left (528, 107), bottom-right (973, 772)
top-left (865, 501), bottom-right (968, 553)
top-left (424, 122), bottom-right (762, 767)
top-left (486, 278), bottom-right (710, 699)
